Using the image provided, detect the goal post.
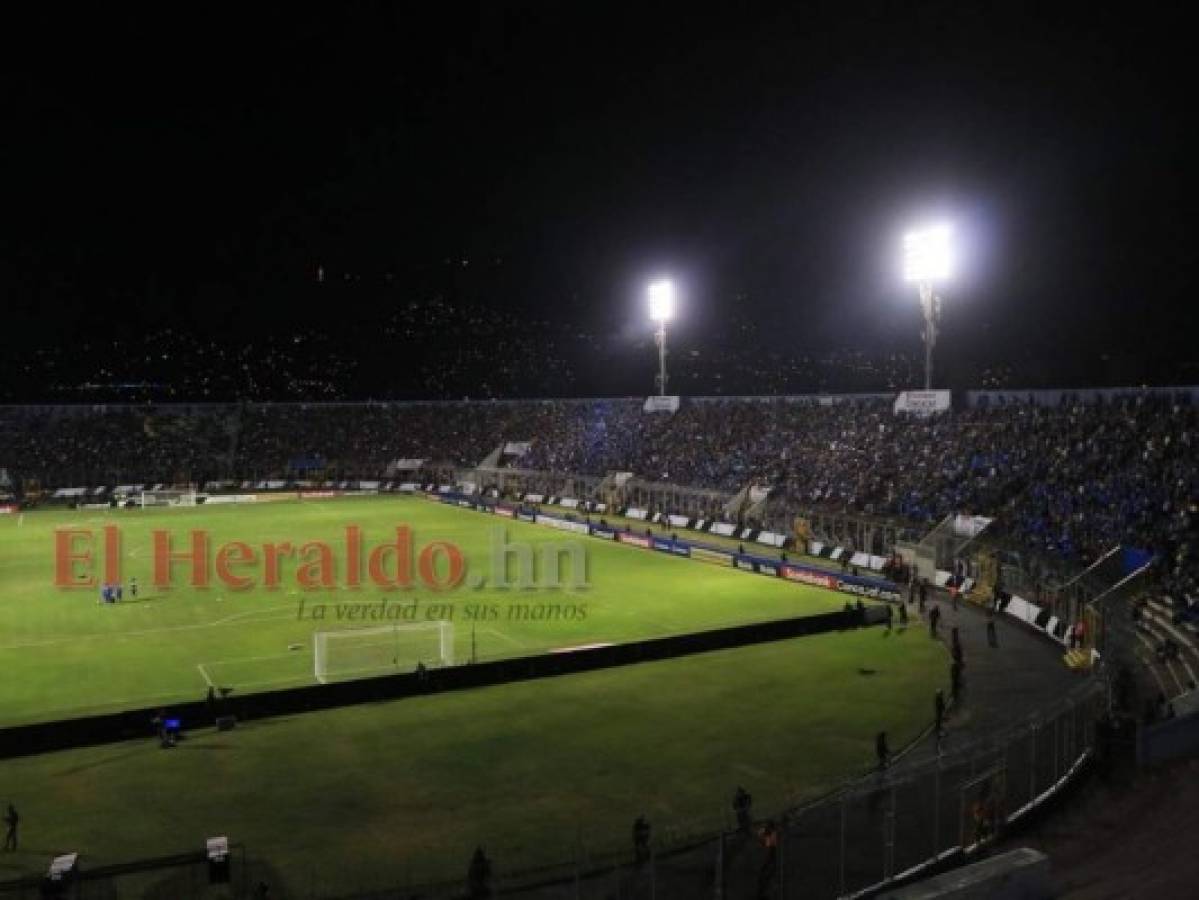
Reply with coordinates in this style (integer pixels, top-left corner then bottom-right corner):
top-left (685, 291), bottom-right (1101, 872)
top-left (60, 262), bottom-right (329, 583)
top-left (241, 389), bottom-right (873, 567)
top-left (313, 621), bottom-right (454, 684)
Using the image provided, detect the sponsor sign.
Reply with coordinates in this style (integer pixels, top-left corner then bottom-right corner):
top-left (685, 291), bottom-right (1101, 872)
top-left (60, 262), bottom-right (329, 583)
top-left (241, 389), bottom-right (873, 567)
top-left (204, 494), bottom-right (259, 505)
top-left (757, 563), bottom-right (778, 577)
top-left (710, 523), bottom-right (736, 537)
top-left (560, 498), bottom-right (580, 509)
top-left (0, 504), bottom-right (17, 515)
top-left (893, 390), bottom-right (951, 416)
top-left (667, 514), bottom-right (690, 528)
top-left (590, 526), bottom-right (616, 540)
top-left (516, 512), bottom-right (536, 522)
top-left (781, 565), bottom-right (839, 590)
top-left (735, 558), bottom-right (756, 572)
top-left (299, 490), bottom-right (341, 499)
top-left (625, 507), bottom-right (649, 521)
top-left (652, 538), bottom-right (688, 556)
top-left (951, 514), bottom-right (993, 538)
top-left (643, 395), bottom-right (680, 413)
top-left (838, 580), bottom-right (902, 602)
top-left (524, 493), bottom-right (545, 504)
top-left (390, 458), bottom-right (425, 471)
top-left (495, 506), bottom-right (515, 518)
top-left (541, 516), bottom-right (591, 535)
top-left (618, 532), bottom-right (652, 549)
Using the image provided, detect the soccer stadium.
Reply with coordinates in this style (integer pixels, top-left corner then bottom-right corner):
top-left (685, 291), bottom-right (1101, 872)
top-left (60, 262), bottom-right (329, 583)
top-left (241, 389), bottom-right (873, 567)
top-left (4, 6), bottom-right (1199, 900)
top-left (1, 389), bottom-right (1195, 897)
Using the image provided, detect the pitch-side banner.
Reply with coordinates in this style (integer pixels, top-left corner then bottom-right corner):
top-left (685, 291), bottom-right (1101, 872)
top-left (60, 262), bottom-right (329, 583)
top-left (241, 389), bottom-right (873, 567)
top-left (781, 565), bottom-right (839, 590)
top-left (540, 516), bottom-right (591, 536)
top-left (692, 547), bottom-right (733, 566)
top-left (893, 390), bottom-right (951, 416)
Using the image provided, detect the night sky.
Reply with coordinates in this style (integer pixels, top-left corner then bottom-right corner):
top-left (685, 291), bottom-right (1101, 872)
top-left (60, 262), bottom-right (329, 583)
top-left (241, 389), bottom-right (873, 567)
top-left (2, 4), bottom-right (1195, 394)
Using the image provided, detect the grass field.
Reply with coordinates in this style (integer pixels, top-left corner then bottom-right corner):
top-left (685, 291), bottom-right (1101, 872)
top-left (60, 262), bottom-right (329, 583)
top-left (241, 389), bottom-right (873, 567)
top-left (0, 495), bottom-right (948, 894)
top-left (0, 495), bottom-right (850, 724)
top-left (0, 629), bottom-right (947, 895)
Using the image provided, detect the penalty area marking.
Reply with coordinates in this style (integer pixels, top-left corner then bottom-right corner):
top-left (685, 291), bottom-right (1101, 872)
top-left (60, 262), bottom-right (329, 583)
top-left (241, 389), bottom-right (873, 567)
top-left (196, 650), bottom-right (312, 691)
top-left (481, 627), bottom-right (529, 649)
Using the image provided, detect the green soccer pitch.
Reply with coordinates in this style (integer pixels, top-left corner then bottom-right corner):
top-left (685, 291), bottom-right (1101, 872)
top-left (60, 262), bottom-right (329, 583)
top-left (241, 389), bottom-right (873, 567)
top-left (1, 632), bottom-right (947, 895)
top-left (4, 495), bottom-right (848, 725)
top-left (0, 496), bottom-right (948, 894)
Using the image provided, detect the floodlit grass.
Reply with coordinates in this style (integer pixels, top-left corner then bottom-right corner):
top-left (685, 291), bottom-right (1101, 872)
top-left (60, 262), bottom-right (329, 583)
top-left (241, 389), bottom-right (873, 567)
top-left (0, 496), bottom-right (849, 724)
top-left (0, 628), bottom-right (946, 895)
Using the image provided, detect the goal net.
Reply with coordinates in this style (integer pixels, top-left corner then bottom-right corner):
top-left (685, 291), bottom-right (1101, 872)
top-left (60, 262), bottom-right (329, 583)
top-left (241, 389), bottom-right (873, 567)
top-left (313, 621), bottom-right (454, 684)
top-left (139, 488), bottom-right (199, 508)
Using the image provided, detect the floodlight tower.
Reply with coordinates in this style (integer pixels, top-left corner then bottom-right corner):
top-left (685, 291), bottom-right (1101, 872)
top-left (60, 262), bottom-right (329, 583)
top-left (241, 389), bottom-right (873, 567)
top-left (903, 225), bottom-right (953, 390)
top-left (648, 279), bottom-right (675, 396)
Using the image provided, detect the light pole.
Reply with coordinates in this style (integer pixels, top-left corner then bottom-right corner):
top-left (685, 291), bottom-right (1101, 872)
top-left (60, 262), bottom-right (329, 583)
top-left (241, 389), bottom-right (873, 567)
top-left (903, 225), bottom-right (952, 390)
top-left (648, 279), bottom-right (675, 396)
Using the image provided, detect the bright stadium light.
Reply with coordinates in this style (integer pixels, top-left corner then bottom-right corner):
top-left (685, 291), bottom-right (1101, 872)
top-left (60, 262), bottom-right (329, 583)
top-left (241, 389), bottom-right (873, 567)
top-left (903, 225), bottom-right (953, 390)
top-left (647, 279), bottom-right (675, 395)
top-left (648, 279), bottom-right (676, 322)
top-left (903, 224), bottom-right (953, 284)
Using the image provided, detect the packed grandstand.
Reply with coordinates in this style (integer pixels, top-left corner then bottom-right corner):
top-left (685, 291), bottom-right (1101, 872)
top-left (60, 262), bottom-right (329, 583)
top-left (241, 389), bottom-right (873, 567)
top-left (3, 391), bottom-right (1195, 578)
top-left (3, 389), bottom-right (1197, 698)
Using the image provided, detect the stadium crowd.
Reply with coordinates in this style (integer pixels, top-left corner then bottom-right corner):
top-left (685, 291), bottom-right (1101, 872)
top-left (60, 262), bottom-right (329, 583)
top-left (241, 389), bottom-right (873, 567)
top-left (1, 394), bottom-right (1195, 597)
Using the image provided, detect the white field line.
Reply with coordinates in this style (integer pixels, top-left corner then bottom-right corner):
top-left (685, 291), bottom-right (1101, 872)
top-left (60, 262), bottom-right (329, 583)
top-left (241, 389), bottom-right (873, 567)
top-left (201, 651), bottom-right (308, 668)
top-left (197, 663), bottom-right (215, 687)
top-left (0, 605), bottom-right (297, 651)
top-left (483, 627), bottom-right (529, 648)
